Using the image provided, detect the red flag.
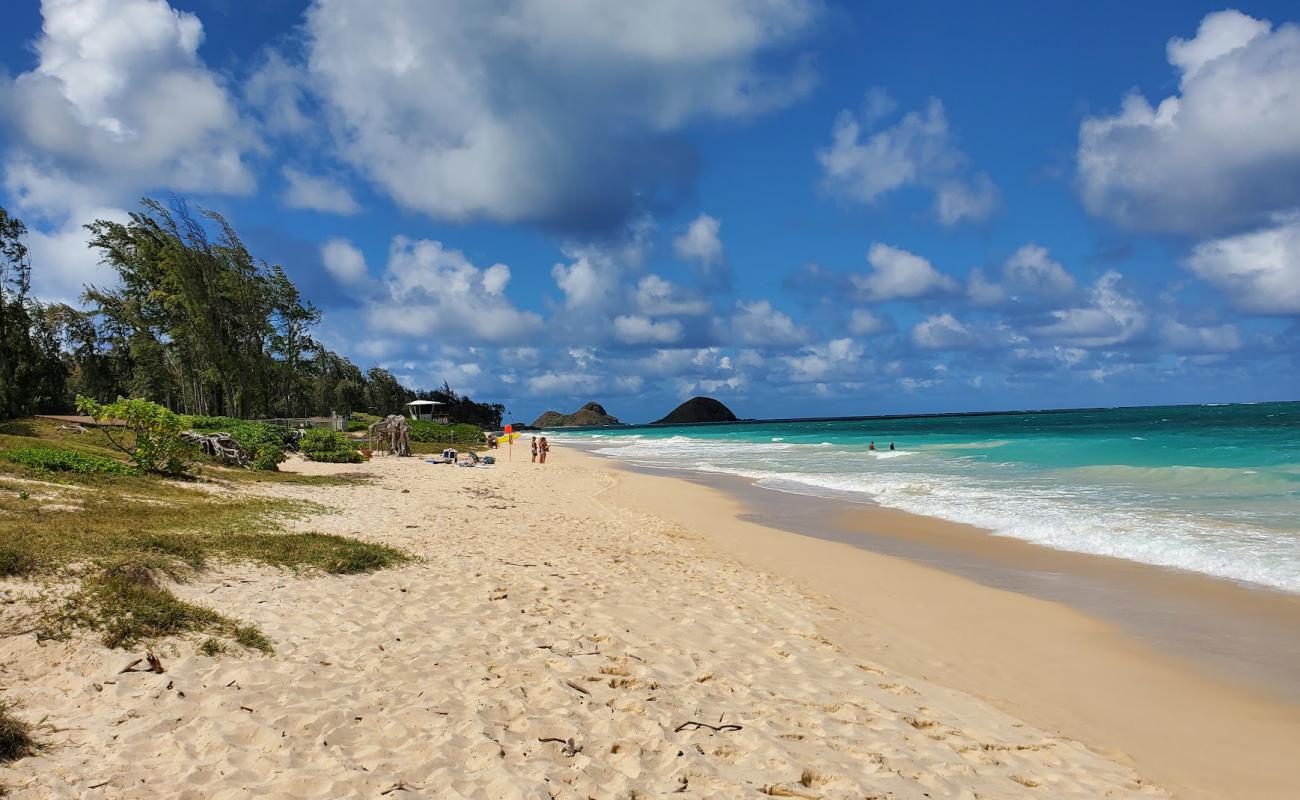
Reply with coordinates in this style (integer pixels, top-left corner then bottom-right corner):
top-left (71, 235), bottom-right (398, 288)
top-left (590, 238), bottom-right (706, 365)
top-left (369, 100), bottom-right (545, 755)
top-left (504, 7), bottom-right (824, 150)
top-left (504, 423), bottom-right (513, 434)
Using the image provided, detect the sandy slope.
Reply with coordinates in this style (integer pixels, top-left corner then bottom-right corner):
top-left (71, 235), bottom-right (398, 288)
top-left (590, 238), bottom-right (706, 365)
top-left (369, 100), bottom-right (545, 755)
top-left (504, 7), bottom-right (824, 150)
top-left (1, 454), bottom-right (1165, 798)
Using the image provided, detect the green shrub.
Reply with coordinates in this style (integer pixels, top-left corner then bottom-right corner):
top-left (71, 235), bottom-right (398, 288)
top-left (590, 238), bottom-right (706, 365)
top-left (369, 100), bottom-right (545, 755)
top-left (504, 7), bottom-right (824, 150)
top-left (182, 416), bottom-right (292, 471)
top-left (407, 420), bottom-right (483, 444)
top-left (77, 396), bottom-right (191, 475)
top-left (299, 428), bottom-right (362, 463)
top-left (0, 446), bottom-right (131, 475)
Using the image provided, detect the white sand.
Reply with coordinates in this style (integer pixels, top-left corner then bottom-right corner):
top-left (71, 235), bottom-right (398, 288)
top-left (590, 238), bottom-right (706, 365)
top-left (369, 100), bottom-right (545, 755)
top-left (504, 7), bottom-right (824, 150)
top-left (1, 453), bottom-right (1167, 798)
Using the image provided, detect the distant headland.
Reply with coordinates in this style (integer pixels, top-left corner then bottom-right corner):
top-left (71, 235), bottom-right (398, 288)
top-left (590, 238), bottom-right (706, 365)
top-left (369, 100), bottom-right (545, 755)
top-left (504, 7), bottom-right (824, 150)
top-left (531, 396), bottom-right (741, 428)
top-left (531, 402), bottom-right (621, 428)
top-left (654, 396), bottom-right (738, 425)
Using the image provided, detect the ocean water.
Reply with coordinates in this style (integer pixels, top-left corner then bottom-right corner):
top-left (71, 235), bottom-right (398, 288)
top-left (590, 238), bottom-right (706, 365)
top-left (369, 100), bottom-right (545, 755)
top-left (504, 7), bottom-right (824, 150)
top-left (548, 402), bottom-right (1300, 593)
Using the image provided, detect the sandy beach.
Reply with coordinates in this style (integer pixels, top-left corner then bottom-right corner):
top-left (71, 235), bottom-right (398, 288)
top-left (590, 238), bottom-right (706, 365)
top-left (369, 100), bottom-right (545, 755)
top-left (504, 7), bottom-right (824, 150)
top-left (2, 447), bottom-right (1295, 798)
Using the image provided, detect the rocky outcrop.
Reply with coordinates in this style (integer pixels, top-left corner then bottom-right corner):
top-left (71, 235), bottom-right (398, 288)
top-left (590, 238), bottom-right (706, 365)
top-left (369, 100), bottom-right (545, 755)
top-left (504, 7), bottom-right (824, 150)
top-left (532, 402), bottom-right (621, 428)
top-left (654, 396), bottom-right (738, 425)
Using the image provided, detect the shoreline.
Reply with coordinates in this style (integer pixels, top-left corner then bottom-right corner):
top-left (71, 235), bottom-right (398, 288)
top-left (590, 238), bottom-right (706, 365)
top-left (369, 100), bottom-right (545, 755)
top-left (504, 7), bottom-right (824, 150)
top-left (576, 447), bottom-right (1300, 800)
top-left (570, 445), bottom-right (1300, 703)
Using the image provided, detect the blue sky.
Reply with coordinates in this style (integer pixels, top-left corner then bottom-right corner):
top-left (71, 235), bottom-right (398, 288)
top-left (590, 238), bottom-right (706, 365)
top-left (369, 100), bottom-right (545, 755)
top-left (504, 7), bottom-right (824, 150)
top-left (2, 1), bottom-right (1298, 423)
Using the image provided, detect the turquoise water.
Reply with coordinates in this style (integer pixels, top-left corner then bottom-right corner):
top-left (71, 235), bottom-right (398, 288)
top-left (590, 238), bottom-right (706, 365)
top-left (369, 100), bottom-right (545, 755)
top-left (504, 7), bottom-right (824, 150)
top-left (548, 402), bottom-right (1300, 593)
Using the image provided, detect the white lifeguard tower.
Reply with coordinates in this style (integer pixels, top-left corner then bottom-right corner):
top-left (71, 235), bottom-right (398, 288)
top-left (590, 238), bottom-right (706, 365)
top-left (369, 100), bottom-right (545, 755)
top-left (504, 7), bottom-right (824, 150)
top-left (405, 399), bottom-right (449, 423)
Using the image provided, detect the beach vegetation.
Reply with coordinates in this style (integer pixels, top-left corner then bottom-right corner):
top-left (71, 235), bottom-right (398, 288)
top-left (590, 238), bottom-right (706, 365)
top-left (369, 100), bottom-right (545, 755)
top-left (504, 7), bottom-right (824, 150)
top-left (299, 428), bottom-right (362, 463)
top-left (182, 415), bottom-right (293, 471)
top-left (407, 420), bottom-right (485, 446)
top-left (0, 446), bottom-right (130, 475)
top-left (2, 203), bottom-right (505, 456)
top-left (198, 637), bottom-right (226, 657)
top-left (0, 418), bottom-right (407, 654)
top-left (76, 396), bottom-right (191, 475)
top-left (0, 701), bottom-right (39, 764)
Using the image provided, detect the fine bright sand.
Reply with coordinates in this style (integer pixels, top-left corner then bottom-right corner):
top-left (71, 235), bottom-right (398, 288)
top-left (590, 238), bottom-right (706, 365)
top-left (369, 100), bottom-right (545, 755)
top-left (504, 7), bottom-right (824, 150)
top-left (2, 449), bottom-right (1181, 798)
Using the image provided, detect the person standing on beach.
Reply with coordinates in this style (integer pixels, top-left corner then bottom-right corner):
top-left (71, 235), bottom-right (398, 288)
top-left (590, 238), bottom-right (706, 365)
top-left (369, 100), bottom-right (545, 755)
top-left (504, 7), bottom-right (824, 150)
top-left (530, 436), bottom-right (538, 463)
top-left (539, 437), bottom-right (549, 464)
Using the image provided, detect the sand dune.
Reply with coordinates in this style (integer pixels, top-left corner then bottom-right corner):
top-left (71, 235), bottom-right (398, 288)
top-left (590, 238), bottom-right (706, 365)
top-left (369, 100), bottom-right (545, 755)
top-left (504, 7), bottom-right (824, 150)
top-left (2, 454), bottom-right (1165, 798)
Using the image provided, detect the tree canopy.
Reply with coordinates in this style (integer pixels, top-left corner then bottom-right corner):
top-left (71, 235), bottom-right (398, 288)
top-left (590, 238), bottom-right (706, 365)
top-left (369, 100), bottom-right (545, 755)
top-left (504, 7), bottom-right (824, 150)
top-left (0, 199), bottom-right (502, 428)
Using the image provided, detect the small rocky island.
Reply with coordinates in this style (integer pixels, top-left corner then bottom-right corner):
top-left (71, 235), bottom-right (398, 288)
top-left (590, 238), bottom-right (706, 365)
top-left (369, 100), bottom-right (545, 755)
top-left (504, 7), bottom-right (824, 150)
top-left (655, 396), bottom-right (738, 425)
top-left (532, 401), bottom-right (622, 428)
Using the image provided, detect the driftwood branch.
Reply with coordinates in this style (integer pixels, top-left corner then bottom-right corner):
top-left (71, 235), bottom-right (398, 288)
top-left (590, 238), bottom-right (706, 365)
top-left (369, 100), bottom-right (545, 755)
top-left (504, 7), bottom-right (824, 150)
top-left (118, 652), bottom-right (164, 674)
top-left (537, 644), bottom-right (600, 657)
top-left (380, 781), bottom-right (421, 795)
top-left (674, 721), bottom-right (743, 734)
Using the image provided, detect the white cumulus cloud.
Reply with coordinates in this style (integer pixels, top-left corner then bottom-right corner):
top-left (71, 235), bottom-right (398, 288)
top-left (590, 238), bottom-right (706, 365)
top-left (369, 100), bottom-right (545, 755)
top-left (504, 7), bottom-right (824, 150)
top-left (912, 313), bottom-right (972, 350)
top-left (634, 275), bottom-right (710, 317)
top-left (320, 238), bottom-right (369, 284)
top-left (613, 315), bottom-right (684, 345)
top-left (283, 167), bottom-right (360, 215)
top-left (1160, 319), bottom-right (1243, 353)
top-left (295, 0), bottom-right (816, 229)
top-left (851, 243), bottom-right (958, 302)
top-left (674, 213), bottom-right (724, 266)
top-left (367, 236), bottom-right (541, 342)
top-left (1184, 214), bottom-right (1300, 315)
top-left (1029, 271), bottom-right (1147, 347)
top-left (968, 244), bottom-right (1077, 307)
top-left (818, 93), bottom-right (998, 226)
top-left (784, 337), bottom-right (864, 382)
top-left (731, 299), bottom-right (809, 346)
top-left (847, 308), bottom-right (888, 336)
top-left (1, 0), bottom-right (254, 219)
top-left (673, 212), bottom-right (729, 287)
top-left (1077, 10), bottom-right (1300, 234)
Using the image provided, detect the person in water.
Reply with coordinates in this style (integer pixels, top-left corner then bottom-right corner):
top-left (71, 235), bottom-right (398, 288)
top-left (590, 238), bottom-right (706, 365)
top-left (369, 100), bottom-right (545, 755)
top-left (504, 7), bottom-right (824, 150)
top-left (889, 442), bottom-right (895, 451)
top-left (869, 441), bottom-right (876, 451)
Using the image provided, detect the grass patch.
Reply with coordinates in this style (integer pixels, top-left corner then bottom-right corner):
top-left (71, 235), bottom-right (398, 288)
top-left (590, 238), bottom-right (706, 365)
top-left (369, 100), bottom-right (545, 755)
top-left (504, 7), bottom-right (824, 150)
top-left (214, 532), bottom-right (406, 574)
top-left (0, 702), bottom-right (38, 764)
top-left (0, 546), bottom-right (37, 578)
top-left (45, 560), bottom-right (277, 653)
top-left (72, 561), bottom-right (232, 649)
top-left (198, 637), bottom-right (226, 657)
top-left (0, 420), bottom-right (135, 472)
top-left (0, 418), bottom-right (407, 654)
top-left (0, 446), bottom-right (132, 475)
